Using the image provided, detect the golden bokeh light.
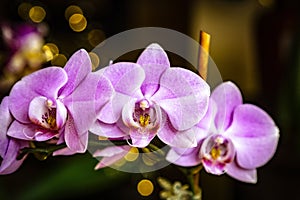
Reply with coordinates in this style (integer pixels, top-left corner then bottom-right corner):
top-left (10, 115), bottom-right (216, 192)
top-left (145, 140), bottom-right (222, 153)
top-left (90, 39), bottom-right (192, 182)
top-left (113, 158), bottom-right (126, 167)
top-left (124, 147), bottom-right (139, 162)
top-left (29, 6), bottom-right (46, 23)
top-left (51, 54), bottom-right (67, 67)
top-left (64, 5), bottom-right (83, 20)
top-left (88, 52), bottom-right (100, 70)
top-left (69, 14), bottom-right (87, 32)
top-left (18, 2), bottom-right (32, 20)
top-left (88, 29), bottom-right (106, 47)
top-left (137, 179), bottom-right (154, 196)
top-left (142, 153), bottom-right (156, 166)
top-left (42, 43), bottom-right (59, 61)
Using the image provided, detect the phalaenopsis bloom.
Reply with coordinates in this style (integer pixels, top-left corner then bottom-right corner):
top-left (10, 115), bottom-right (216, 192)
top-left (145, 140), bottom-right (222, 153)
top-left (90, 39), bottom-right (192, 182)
top-left (4, 49), bottom-right (113, 155)
top-left (167, 81), bottom-right (279, 183)
top-left (90, 43), bottom-right (210, 148)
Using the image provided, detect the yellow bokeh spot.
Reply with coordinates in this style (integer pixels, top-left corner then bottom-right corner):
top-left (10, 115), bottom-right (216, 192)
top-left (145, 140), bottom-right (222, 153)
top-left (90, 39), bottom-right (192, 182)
top-left (65, 5), bottom-right (83, 20)
top-left (137, 179), bottom-right (154, 196)
top-left (113, 158), bottom-right (126, 167)
top-left (88, 52), bottom-right (100, 71)
top-left (29, 6), bottom-right (46, 23)
top-left (18, 2), bottom-right (32, 20)
top-left (88, 29), bottom-right (106, 47)
top-left (69, 14), bottom-right (87, 32)
top-left (42, 43), bottom-right (59, 61)
top-left (142, 153), bottom-right (156, 166)
top-left (124, 147), bottom-right (139, 162)
top-left (51, 54), bottom-right (67, 67)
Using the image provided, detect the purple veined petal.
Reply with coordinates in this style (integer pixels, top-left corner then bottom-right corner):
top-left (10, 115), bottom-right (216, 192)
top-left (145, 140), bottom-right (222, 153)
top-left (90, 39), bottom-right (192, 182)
top-left (7, 120), bottom-right (58, 141)
top-left (9, 67), bottom-right (68, 123)
top-left (99, 62), bottom-right (145, 96)
top-left (89, 120), bottom-right (128, 138)
top-left (152, 67), bottom-right (210, 131)
top-left (55, 99), bottom-right (67, 129)
top-left (122, 98), bottom-right (141, 129)
top-left (0, 139), bottom-right (29, 175)
top-left (94, 74), bottom-right (114, 113)
top-left (128, 129), bottom-right (157, 148)
top-left (140, 64), bottom-right (168, 98)
top-left (63, 73), bottom-right (113, 134)
top-left (58, 49), bottom-right (92, 98)
top-left (166, 147), bottom-right (201, 167)
top-left (0, 97), bottom-right (12, 156)
top-left (97, 92), bottom-right (132, 124)
top-left (225, 104), bottom-right (280, 169)
top-left (64, 114), bottom-right (88, 153)
top-left (137, 43), bottom-right (170, 67)
top-left (158, 112), bottom-right (197, 148)
top-left (196, 100), bottom-right (217, 132)
top-left (34, 131), bottom-right (59, 141)
top-left (93, 145), bottom-right (131, 170)
top-left (226, 161), bottom-right (257, 183)
top-left (211, 81), bottom-right (243, 132)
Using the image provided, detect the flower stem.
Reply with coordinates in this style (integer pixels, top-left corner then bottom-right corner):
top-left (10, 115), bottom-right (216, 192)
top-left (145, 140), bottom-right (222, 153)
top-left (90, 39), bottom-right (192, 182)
top-left (17, 143), bottom-right (67, 160)
top-left (178, 165), bottom-right (202, 199)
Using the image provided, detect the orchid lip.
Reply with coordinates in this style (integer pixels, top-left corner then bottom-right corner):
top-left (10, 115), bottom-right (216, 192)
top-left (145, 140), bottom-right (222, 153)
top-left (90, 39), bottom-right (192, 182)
top-left (28, 96), bottom-right (67, 131)
top-left (200, 134), bottom-right (235, 175)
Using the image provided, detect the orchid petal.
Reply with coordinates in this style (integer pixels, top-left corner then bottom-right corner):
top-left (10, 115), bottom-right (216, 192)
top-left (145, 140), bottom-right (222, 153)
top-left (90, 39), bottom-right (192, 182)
top-left (89, 120), bottom-right (128, 138)
top-left (226, 161), bottom-right (257, 183)
top-left (59, 49), bottom-right (92, 97)
top-left (94, 75), bottom-right (114, 113)
top-left (53, 147), bottom-right (78, 156)
top-left (0, 139), bottom-right (28, 175)
top-left (97, 92), bottom-right (132, 124)
top-left (93, 146), bottom-right (130, 170)
top-left (225, 104), bottom-right (279, 169)
top-left (211, 81), bottom-right (242, 132)
top-left (64, 114), bottom-right (88, 153)
top-left (9, 67), bottom-right (67, 123)
top-left (100, 62), bottom-right (145, 96)
top-left (166, 147), bottom-right (200, 167)
top-left (128, 129), bottom-right (156, 148)
top-left (64, 73), bottom-right (112, 134)
top-left (55, 100), bottom-right (67, 129)
top-left (140, 64), bottom-right (168, 97)
top-left (152, 68), bottom-right (210, 131)
top-left (28, 96), bottom-right (51, 129)
top-left (158, 113), bottom-right (197, 148)
top-left (7, 120), bottom-right (57, 141)
top-left (137, 43), bottom-right (170, 67)
top-left (0, 97), bottom-right (12, 156)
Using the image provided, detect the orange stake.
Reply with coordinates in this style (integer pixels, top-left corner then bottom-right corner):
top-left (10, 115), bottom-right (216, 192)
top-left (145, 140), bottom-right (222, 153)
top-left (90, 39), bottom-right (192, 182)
top-left (198, 31), bottom-right (211, 81)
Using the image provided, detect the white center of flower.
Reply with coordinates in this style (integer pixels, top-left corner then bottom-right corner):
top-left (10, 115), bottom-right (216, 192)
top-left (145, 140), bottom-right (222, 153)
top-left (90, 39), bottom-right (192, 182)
top-left (139, 99), bottom-right (150, 111)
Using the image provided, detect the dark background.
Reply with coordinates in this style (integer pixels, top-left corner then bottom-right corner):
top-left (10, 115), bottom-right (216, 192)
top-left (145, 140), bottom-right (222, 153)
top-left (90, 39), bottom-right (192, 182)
top-left (0, 0), bottom-right (300, 199)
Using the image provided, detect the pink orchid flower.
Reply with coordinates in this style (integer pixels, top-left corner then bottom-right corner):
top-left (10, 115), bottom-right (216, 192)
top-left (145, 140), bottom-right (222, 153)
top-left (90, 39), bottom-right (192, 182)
top-left (90, 43), bottom-right (210, 148)
top-left (167, 81), bottom-right (279, 183)
top-left (6, 49), bottom-right (113, 154)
